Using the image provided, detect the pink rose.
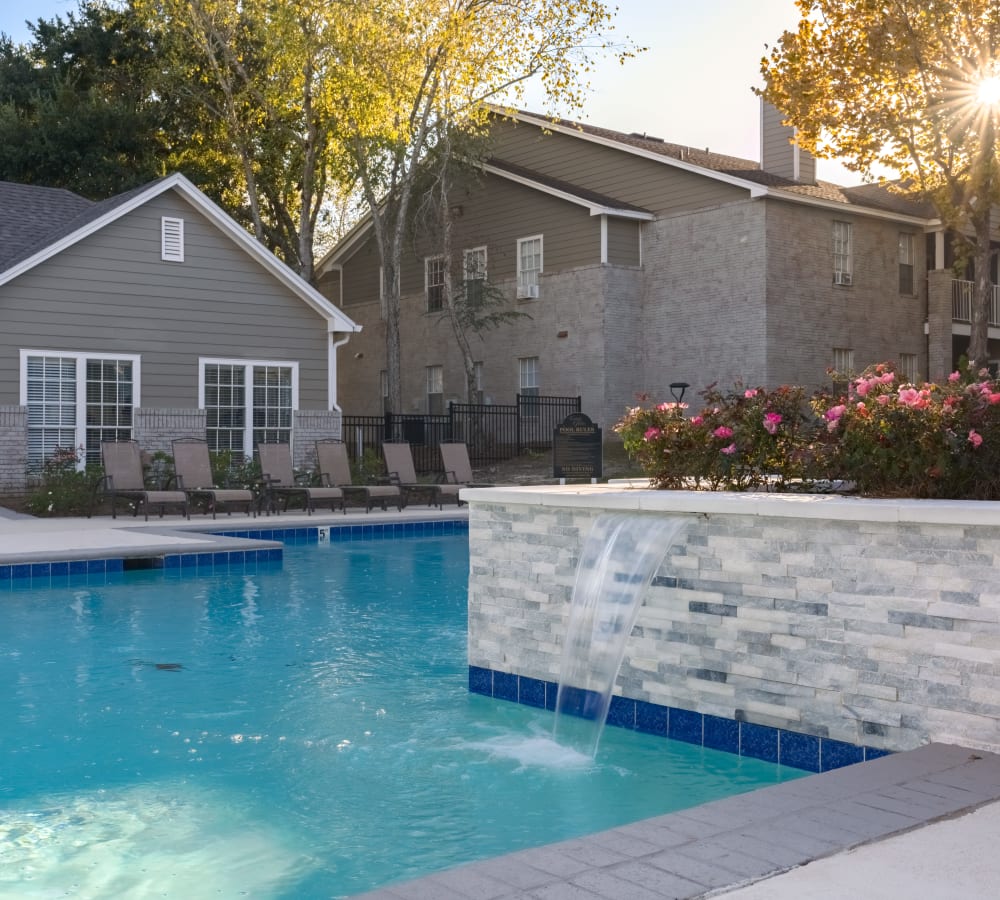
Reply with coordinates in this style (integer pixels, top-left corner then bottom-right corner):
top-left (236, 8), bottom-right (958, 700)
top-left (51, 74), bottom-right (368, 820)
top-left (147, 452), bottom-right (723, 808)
top-left (644, 427), bottom-right (662, 441)
top-left (763, 412), bottom-right (782, 435)
top-left (948, 371), bottom-right (961, 383)
top-left (720, 443), bottom-right (737, 455)
top-left (713, 426), bottom-right (734, 439)
top-left (969, 430), bottom-right (983, 449)
top-left (690, 415), bottom-right (703, 426)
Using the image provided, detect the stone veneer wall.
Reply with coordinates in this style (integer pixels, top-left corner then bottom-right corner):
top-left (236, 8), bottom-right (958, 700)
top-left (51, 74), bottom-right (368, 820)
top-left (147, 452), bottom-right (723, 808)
top-left (292, 410), bottom-right (342, 470)
top-left (465, 486), bottom-right (1000, 755)
top-left (134, 408), bottom-right (207, 458)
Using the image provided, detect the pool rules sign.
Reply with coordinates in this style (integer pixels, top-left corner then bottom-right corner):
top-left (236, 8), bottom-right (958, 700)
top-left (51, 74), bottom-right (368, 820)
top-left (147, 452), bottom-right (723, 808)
top-left (552, 412), bottom-right (602, 479)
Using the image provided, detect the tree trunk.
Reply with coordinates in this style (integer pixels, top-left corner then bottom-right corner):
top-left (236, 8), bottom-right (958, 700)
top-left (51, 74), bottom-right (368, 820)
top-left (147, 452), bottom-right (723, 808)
top-left (968, 210), bottom-right (992, 370)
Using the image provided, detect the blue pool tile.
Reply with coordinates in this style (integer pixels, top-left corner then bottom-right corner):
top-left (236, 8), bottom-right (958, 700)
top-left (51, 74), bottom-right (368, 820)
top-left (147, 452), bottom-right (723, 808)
top-left (741, 721), bottom-right (779, 764)
top-left (545, 681), bottom-right (558, 711)
top-left (31, 563), bottom-right (52, 579)
top-left (518, 676), bottom-right (546, 709)
top-left (821, 738), bottom-right (865, 771)
top-left (493, 671), bottom-right (518, 703)
top-left (196, 553), bottom-right (214, 568)
top-left (668, 707), bottom-right (703, 745)
top-left (468, 666), bottom-right (492, 695)
top-left (228, 551), bottom-right (245, 566)
top-left (635, 699), bottom-right (668, 737)
top-left (864, 746), bottom-right (893, 761)
top-left (181, 554), bottom-right (197, 568)
top-left (607, 696), bottom-right (636, 729)
top-left (50, 562), bottom-right (69, 576)
top-left (107, 559), bottom-right (124, 573)
top-left (703, 714), bottom-right (740, 755)
top-left (87, 559), bottom-right (106, 574)
top-left (779, 730), bottom-right (821, 772)
top-left (0, 566), bottom-right (10, 584)
top-left (164, 555), bottom-right (181, 569)
top-left (69, 560), bottom-right (88, 574)
top-left (212, 552), bottom-right (229, 567)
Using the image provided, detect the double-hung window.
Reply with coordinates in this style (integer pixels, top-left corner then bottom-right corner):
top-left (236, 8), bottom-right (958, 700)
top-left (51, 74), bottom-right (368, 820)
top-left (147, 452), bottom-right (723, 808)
top-left (518, 356), bottom-right (539, 418)
top-left (425, 256), bottom-right (446, 312)
top-left (21, 350), bottom-right (138, 471)
top-left (517, 236), bottom-right (543, 299)
top-left (201, 359), bottom-right (297, 456)
top-left (832, 221), bottom-right (853, 285)
top-left (426, 365), bottom-right (444, 414)
top-left (898, 233), bottom-right (915, 295)
top-left (463, 247), bottom-right (487, 305)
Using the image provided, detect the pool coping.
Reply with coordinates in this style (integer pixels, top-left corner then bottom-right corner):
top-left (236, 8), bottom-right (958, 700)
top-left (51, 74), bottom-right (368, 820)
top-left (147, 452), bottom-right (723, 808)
top-left (350, 742), bottom-right (1000, 899)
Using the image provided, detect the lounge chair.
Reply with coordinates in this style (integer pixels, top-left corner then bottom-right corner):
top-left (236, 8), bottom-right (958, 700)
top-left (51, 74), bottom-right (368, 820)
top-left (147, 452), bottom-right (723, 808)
top-left (94, 440), bottom-right (189, 520)
top-left (382, 442), bottom-right (462, 508)
top-left (315, 440), bottom-right (402, 513)
top-left (257, 442), bottom-right (344, 514)
top-left (172, 438), bottom-right (256, 519)
top-left (439, 443), bottom-right (494, 488)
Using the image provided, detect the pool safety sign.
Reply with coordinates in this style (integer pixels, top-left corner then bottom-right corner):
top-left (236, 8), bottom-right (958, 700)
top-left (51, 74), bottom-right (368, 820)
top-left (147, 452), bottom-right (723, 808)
top-left (552, 412), bottom-right (602, 479)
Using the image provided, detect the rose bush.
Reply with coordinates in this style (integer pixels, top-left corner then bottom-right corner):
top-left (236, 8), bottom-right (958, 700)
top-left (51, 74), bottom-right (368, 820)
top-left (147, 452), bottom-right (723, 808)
top-left (617, 363), bottom-right (1000, 500)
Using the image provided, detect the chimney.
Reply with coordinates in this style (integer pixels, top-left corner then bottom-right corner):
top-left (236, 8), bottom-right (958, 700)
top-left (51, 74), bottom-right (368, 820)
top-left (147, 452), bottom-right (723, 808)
top-left (760, 99), bottom-right (816, 184)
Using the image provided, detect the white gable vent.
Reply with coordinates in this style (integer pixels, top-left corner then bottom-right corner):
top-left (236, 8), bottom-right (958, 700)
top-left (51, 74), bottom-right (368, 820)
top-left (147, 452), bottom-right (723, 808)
top-left (161, 216), bottom-right (184, 262)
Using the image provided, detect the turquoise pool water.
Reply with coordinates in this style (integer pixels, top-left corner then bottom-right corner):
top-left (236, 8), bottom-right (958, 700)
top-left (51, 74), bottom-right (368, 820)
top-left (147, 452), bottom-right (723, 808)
top-left (0, 533), bottom-right (807, 898)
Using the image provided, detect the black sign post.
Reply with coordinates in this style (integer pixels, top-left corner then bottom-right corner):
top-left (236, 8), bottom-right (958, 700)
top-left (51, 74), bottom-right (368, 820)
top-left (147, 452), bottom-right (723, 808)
top-left (552, 412), bottom-right (602, 480)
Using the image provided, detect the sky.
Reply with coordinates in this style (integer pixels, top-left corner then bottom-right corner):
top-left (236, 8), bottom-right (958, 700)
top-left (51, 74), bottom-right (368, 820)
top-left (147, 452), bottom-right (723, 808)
top-left (0, 0), bottom-right (864, 187)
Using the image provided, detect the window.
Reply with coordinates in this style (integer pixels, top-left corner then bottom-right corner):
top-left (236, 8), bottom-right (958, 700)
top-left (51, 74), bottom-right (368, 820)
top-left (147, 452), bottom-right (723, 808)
top-left (832, 347), bottom-right (854, 378)
top-left (21, 351), bottom-right (138, 470)
top-left (518, 356), bottom-right (539, 418)
top-left (517, 236), bottom-right (543, 299)
top-left (898, 353), bottom-right (918, 383)
top-left (832, 221), bottom-right (852, 285)
top-left (425, 256), bottom-right (445, 312)
top-left (426, 365), bottom-right (443, 414)
top-left (161, 217), bottom-right (184, 262)
top-left (899, 233), bottom-right (915, 295)
top-left (201, 359), bottom-right (296, 455)
top-left (472, 361), bottom-right (484, 403)
top-left (463, 247), bottom-right (487, 304)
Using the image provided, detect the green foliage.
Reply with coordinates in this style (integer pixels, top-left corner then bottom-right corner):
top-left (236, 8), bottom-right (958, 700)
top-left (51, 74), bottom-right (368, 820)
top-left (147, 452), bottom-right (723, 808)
top-left (616, 383), bottom-right (815, 492)
top-left (25, 447), bottom-right (100, 516)
top-left (617, 364), bottom-right (1000, 500)
top-left (352, 448), bottom-right (386, 483)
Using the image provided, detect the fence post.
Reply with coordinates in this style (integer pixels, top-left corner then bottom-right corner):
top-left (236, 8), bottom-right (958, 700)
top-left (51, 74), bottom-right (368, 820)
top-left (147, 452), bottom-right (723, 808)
top-left (383, 411), bottom-right (393, 442)
top-left (515, 393), bottom-right (522, 455)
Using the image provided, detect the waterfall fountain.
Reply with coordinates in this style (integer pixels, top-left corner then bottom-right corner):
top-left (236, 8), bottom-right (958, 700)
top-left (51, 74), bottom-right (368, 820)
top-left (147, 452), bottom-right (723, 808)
top-left (553, 513), bottom-right (687, 758)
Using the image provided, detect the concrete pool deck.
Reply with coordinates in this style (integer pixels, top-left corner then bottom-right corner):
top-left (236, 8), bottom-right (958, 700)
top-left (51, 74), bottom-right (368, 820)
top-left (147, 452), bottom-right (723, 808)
top-left (2, 508), bottom-right (998, 899)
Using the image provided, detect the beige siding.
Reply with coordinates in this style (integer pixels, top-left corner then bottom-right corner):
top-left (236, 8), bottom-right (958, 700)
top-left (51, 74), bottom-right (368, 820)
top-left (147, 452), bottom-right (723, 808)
top-left (606, 218), bottom-right (641, 267)
top-left (489, 119), bottom-right (749, 214)
top-left (0, 191), bottom-right (332, 408)
top-left (760, 102), bottom-right (816, 183)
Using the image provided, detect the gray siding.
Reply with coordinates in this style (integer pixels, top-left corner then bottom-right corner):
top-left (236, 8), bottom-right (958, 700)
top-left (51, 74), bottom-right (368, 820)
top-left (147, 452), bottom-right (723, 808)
top-left (606, 217), bottom-right (641, 266)
top-left (760, 101), bottom-right (816, 184)
top-left (489, 119), bottom-right (750, 215)
top-left (0, 191), bottom-right (332, 409)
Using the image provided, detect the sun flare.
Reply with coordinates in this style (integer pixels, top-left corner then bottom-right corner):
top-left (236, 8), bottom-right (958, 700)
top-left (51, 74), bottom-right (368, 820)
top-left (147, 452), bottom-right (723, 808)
top-left (976, 75), bottom-right (1000, 106)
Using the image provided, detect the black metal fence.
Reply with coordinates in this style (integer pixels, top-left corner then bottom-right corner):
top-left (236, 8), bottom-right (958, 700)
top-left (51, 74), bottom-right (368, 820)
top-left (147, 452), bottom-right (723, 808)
top-left (341, 395), bottom-right (582, 474)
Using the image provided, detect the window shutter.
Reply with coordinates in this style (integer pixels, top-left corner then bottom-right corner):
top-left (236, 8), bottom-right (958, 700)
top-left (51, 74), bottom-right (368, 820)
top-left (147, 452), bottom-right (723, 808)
top-left (161, 217), bottom-right (184, 262)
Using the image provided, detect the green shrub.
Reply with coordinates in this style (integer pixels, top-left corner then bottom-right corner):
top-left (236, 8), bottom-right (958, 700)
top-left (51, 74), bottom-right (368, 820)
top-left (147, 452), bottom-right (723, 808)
top-left (26, 447), bottom-right (101, 516)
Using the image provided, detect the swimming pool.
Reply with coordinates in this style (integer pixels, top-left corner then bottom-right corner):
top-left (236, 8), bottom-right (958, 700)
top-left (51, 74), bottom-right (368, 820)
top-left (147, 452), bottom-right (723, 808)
top-left (0, 530), bottom-right (808, 898)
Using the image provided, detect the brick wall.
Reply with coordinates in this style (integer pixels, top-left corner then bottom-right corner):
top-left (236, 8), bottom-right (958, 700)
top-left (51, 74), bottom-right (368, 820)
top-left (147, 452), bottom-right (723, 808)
top-left (293, 409), bottom-right (342, 471)
top-left (0, 406), bottom-right (27, 491)
top-left (467, 489), bottom-right (1000, 755)
top-left (134, 408), bottom-right (207, 458)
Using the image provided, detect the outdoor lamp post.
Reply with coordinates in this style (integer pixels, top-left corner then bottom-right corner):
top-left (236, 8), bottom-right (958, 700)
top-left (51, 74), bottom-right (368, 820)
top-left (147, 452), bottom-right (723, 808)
top-left (669, 382), bottom-right (690, 404)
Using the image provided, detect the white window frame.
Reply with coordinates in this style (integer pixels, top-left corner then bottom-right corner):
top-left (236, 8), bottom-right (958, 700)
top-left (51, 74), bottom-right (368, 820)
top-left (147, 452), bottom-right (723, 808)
top-left (161, 216), bottom-right (184, 262)
top-left (898, 353), bottom-right (918, 383)
top-left (464, 246), bottom-right (488, 281)
top-left (20, 349), bottom-right (141, 470)
top-left (426, 364), bottom-right (444, 414)
top-left (832, 347), bottom-right (854, 377)
top-left (517, 235), bottom-right (543, 299)
top-left (518, 355), bottom-right (540, 418)
top-left (199, 357), bottom-right (299, 456)
top-left (832, 221), bottom-right (852, 285)
top-left (425, 256), bottom-right (446, 312)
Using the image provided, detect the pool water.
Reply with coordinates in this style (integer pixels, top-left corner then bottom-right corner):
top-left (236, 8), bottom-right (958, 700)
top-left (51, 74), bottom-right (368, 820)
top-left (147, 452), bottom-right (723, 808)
top-left (0, 534), bottom-right (807, 898)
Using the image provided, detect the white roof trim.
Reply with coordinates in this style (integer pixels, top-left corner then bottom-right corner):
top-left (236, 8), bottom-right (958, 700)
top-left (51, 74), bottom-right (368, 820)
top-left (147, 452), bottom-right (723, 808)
top-left (509, 111), bottom-right (770, 198)
top-left (482, 162), bottom-right (655, 220)
top-left (317, 207), bottom-right (374, 271)
top-left (763, 187), bottom-right (934, 227)
top-left (1, 172), bottom-right (361, 333)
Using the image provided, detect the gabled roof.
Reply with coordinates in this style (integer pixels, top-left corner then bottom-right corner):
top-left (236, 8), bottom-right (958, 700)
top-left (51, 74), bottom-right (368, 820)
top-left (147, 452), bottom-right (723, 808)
top-left (0, 174), bottom-right (360, 333)
top-left (506, 110), bottom-right (933, 225)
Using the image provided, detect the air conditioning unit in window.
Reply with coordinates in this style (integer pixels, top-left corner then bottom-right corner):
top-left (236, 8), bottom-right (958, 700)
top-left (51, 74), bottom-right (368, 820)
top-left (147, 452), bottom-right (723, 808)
top-left (517, 284), bottom-right (540, 300)
top-left (833, 272), bottom-right (853, 286)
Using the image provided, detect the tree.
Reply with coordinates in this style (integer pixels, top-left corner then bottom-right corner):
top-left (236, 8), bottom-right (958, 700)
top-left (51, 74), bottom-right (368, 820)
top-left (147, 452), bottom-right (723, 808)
top-left (0, 3), bottom-right (173, 197)
top-left (133, 0), bottom-right (352, 281)
top-left (333, 0), bottom-right (638, 413)
top-left (759, 0), bottom-right (1000, 367)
